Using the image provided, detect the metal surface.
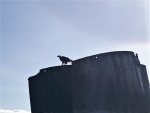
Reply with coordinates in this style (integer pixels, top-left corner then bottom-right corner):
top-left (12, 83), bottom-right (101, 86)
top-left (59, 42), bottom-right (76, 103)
top-left (28, 51), bottom-right (150, 113)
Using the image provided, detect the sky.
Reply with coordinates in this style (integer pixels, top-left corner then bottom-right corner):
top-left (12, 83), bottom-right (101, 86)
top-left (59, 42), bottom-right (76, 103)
top-left (1, 0), bottom-right (149, 112)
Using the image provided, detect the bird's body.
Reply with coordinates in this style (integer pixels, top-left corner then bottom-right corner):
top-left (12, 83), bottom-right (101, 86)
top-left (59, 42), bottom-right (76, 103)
top-left (57, 55), bottom-right (72, 65)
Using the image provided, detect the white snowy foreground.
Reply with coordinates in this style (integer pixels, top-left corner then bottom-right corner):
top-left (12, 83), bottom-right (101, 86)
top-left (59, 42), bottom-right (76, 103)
top-left (0, 110), bottom-right (30, 113)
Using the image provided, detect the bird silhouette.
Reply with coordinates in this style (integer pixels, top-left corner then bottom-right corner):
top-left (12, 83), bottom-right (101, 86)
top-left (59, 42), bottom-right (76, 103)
top-left (57, 55), bottom-right (72, 65)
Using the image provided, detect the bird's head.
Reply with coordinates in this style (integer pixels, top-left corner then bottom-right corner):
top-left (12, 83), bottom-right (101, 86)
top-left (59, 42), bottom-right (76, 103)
top-left (57, 55), bottom-right (61, 58)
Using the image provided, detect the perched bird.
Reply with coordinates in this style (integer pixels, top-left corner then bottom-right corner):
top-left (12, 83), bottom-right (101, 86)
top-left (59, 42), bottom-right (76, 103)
top-left (57, 55), bottom-right (72, 65)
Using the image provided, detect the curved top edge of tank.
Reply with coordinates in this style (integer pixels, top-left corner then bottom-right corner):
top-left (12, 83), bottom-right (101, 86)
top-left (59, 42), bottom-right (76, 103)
top-left (28, 65), bottom-right (72, 79)
top-left (40, 65), bottom-right (72, 71)
top-left (28, 51), bottom-right (135, 79)
top-left (74, 51), bottom-right (134, 62)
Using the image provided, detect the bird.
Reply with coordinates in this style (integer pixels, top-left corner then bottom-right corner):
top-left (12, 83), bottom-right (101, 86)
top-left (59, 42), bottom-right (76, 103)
top-left (57, 55), bottom-right (73, 66)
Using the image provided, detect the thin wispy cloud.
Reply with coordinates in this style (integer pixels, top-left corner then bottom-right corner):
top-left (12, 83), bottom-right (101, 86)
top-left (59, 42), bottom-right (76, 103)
top-left (0, 110), bottom-right (30, 113)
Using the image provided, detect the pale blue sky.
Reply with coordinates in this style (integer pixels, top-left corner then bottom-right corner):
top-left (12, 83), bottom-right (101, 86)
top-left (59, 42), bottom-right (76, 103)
top-left (1, 0), bottom-right (149, 112)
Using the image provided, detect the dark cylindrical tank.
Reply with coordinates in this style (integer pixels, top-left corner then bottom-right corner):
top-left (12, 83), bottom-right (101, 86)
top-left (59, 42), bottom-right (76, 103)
top-left (28, 51), bottom-right (150, 113)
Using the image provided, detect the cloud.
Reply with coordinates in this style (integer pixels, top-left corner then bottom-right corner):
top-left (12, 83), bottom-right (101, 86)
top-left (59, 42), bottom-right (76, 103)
top-left (0, 110), bottom-right (30, 113)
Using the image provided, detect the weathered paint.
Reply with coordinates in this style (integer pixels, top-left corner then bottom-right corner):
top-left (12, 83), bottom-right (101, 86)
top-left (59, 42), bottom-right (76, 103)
top-left (28, 51), bottom-right (150, 113)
